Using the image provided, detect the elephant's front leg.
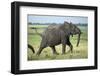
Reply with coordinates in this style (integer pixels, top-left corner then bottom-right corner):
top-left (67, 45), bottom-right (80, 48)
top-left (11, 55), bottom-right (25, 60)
top-left (66, 36), bottom-right (73, 53)
top-left (67, 42), bottom-right (73, 53)
top-left (62, 44), bottom-right (66, 54)
top-left (50, 46), bottom-right (59, 55)
top-left (70, 44), bottom-right (73, 53)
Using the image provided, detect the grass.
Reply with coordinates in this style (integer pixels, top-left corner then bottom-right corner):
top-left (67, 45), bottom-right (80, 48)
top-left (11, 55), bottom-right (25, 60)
top-left (28, 25), bottom-right (88, 61)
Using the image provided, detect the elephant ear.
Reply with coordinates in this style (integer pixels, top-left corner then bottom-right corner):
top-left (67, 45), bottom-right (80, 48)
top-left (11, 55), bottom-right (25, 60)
top-left (64, 21), bottom-right (69, 24)
top-left (64, 21), bottom-right (70, 26)
top-left (63, 21), bottom-right (73, 36)
top-left (69, 22), bottom-right (75, 36)
top-left (70, 22), bottom-right (72, 24)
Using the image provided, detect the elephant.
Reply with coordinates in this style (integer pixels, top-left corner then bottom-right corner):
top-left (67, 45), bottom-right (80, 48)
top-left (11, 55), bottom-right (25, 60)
top-left (28, 44), bottom-right (35, 53)
top-left (36, 21), bottom-right (81, 55)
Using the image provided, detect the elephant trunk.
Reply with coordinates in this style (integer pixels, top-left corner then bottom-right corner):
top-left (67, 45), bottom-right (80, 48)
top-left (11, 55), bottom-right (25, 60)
top-left (76, 33), bottom-right (81, 47)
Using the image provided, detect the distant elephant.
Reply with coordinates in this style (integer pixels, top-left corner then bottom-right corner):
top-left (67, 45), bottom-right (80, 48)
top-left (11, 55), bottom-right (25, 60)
top-left (28, 44), bottom-right (35, 53)
top-left (36, 21), bottom-right (81, 55)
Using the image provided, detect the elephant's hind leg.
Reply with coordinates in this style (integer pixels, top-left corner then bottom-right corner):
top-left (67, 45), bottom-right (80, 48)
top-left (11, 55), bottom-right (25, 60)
top-left (36, 39), bottom-right (47, 56)
top-left (36, 47), bottom-right (44, 56)
top-left (28, 44), bottom-right (35, 53)
top-left (50, 46), bottom-right (59, 55)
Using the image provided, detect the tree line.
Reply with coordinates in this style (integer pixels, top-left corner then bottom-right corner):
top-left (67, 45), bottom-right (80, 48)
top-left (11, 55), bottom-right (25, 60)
top-left (28, 22), bottom-right (87, 26)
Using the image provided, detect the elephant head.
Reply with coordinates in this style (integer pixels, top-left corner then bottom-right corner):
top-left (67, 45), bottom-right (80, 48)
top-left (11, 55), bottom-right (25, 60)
top-left (63, 21), bottom-right (81, 47)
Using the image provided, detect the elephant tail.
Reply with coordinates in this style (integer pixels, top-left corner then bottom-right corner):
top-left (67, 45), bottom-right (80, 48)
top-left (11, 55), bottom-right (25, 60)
top-left (28, 44), bottom-right (35, 53)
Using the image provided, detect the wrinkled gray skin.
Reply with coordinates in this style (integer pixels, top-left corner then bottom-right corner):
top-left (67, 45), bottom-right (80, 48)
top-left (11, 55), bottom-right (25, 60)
top-left (36, 21), bottom-right (81, 55)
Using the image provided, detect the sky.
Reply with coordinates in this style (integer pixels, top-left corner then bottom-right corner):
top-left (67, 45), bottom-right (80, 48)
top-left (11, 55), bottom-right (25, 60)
top-left (28, 15), bottom-right (88, 24)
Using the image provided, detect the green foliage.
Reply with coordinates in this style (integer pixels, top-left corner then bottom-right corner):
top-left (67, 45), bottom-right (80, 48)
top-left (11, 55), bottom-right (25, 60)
top-left (28, 25), bottom-right (88, 60)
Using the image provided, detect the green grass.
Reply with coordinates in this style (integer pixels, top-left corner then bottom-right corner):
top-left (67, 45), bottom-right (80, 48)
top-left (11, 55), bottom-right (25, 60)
top-left (28, 25), bottom-right (88, 61)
